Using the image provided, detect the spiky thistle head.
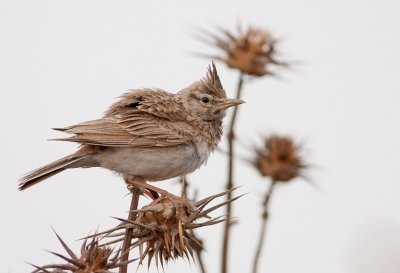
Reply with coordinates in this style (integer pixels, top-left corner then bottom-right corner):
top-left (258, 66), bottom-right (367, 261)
top-left (254, 135), bottom-right (306, 182)
top-left (197, 25), bottom-right (286, 76)
top-left (103, 188), bottom-right (242, 269)
top-left (30, 232), bottom-right (133, 273)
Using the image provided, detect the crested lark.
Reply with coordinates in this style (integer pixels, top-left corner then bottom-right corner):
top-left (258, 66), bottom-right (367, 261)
top-left (19, 63), bottom-right (244, 193)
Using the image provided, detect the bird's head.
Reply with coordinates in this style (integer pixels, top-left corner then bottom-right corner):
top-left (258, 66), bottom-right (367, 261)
top-left (178, 63), bottom-right (244, 122)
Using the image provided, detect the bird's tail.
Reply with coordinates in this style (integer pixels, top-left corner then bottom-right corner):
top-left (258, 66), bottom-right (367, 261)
top-left (18, 154), bottom-right (83, 190)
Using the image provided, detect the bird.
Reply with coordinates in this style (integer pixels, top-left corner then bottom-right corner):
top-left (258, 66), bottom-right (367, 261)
top-left (19, 63), bottom-right (244, 195)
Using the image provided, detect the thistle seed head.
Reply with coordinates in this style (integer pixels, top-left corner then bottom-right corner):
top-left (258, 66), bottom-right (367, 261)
top-left (254, 135), bottom-right (305, 182)
top-left (197, 25), bottom-right (286, 76)
top-left (102, 188), bottom-right (241, 269)
top-left (30, 232), bottom-right (132, 273)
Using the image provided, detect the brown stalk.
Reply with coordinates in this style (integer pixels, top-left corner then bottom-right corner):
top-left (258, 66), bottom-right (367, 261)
top-left (180, 176), bottom-right (208, 273)
top-left (221, 72), bottom-right (244, 273)
top-left (119, 186), bottom-right (140, 273)
top-left (180, 176), bottom-right (189, 198)
top-left (252, 180), bottom-right (277, 273)
top-left (191, 237), bottom-right (207, 271)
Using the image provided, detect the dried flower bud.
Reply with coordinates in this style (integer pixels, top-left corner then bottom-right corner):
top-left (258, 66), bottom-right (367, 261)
top-left (254, 135), bottom-right (305, 182)
top-left (30, 232), bottom-right (132, 273)
top-left (197, 25), bottom-right (286, 76)
top-left (103, 188), bottom-right (241, 268)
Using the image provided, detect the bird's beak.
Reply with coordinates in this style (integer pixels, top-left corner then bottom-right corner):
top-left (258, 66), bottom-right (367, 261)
top-left (215, 98), bottom-right (245, 111)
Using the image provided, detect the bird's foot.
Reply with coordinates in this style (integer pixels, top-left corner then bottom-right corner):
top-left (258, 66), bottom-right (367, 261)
top-left (124, 177), bottom-right (183, 201)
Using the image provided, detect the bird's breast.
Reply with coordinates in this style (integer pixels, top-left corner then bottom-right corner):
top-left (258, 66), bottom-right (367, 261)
top-left (194, 140), bottom-right (212, 166)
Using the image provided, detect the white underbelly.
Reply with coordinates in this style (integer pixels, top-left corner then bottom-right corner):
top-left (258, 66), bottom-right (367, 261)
top-left (96, 144), bottom-right (204, 181)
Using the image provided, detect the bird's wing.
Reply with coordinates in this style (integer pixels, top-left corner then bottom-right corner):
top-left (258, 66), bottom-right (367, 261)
top-left (53, 114), bottom-right (191, 147)
top-left (53, 89), bottom-right (192, 147)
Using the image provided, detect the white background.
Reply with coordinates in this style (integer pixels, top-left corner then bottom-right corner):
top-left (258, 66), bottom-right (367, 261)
top-left (1, 0), bottom-right (400, 272)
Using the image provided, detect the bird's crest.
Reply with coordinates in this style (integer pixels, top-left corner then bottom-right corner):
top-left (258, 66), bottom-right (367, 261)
top-left (201, 62), bottom-right (226, 99)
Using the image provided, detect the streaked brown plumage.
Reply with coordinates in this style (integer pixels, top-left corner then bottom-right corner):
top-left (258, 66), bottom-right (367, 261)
top-left (19, 63), bottom-right (244, 190)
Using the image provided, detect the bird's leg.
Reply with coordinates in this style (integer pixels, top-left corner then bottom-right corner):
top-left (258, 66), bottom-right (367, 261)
top-left (145, 189), bottom-right (160, 200)
top-left (123, 178), bottom-right (157, 199)
top-left (124, 176), bottom-right (182, 201)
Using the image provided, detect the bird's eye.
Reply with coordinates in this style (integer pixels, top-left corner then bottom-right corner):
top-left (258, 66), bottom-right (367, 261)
top-left (201, 97), bottom-right (210, 103)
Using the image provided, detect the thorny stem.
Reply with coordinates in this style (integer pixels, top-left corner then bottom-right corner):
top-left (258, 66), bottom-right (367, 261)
top-left (221, 72), bottom-right (244, 273)
top-left (180, 176), bottom-right (208, 273)
top-left (119, 186), bottom-right (140, 273)
top-left (193, 235), bottom-right (207, 273)
top-left (252, 181), bottom-right (277, 273)
top-left (180, 176), bottom-right (188, 198)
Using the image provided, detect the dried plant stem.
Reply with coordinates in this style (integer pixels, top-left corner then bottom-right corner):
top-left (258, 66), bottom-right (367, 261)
top-left (221, 72), bottom-right (244, 273)
top-left (180, 176), bottom-right (189, 198)
top-left (180, 176), bottom-right (208, 273)
top-left (252, 181), bottom-right (277, 273)
top-left (194, 240), bottom-right (207, 273)
top-left (119, 186), bottom-right (140, 273)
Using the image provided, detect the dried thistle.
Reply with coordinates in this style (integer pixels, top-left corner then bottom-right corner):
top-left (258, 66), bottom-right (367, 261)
top-left (252, 135), bottom-right (307, 273)
top-left (197, 25), bottom-right (286, 76)
top-left (30, 232), bottom-right (133, 273)
top-left (97, 188), bottom-right (242, 269)
top-left (254, 135), bottom-right (305, 182)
